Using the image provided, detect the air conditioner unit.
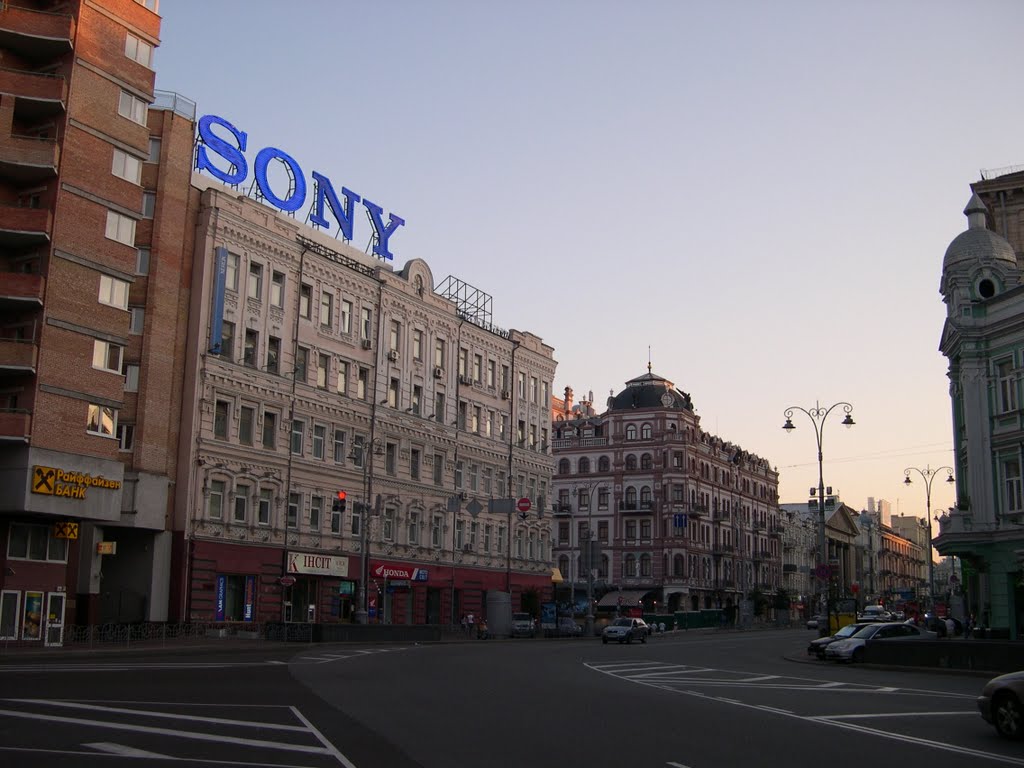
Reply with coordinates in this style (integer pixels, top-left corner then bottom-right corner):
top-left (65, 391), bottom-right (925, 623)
top-left (433, 366), bottom-right (444, 379)
top-left (361, 339), bottom-right (372, 350)
top-left (459, 491), bottom-right (468, 501)
top-left (460, 375), bottom-right (473, 386)
top-left (387, 350), bottom-right (398, 361)
top-left (501, 390), bottom-right (510, 400)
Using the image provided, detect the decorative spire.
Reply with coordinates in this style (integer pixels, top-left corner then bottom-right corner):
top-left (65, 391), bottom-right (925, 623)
top-left (964, 192), bottom-right (988, 230)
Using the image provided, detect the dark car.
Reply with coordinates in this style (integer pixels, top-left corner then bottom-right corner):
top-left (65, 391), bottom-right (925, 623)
top-left (807, 622), bottom-right (871, 659)
top-left (978, 670), bottom-right (1024, 740)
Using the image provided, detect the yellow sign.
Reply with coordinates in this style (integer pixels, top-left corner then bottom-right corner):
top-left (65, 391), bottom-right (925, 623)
top-left (32, 465), bottom-right (121, 500)
top-left (54, 521), bottom-right (79, 540)
top-left (96, 541), bottom-right (117, 555)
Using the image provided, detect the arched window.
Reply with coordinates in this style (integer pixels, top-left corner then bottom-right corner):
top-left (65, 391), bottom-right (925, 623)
top-left (641, 423), bottom-right (652, 439)
top-left (625, 424), bottom-right (637, 441)
top-left (558, 458), bottom-right (570, 475)
top-left (625, 454), bottom-right (637, 470)
top-left (625, 486), bottom-right (637, 506)
top-left (624, 553), bottom-right (637, 577)
top-left (640, 553), bottom-right (652, 577)
top-left (673, 554), bottom-right (685, 577)
top-left (640, 453), bottom-right (652, 470)
top-left (598, 456), bottom-right (610, 472)
top-left (640, 486), bottom-right (652, 507)
top-left (578, 457), bottom-right (590, 474)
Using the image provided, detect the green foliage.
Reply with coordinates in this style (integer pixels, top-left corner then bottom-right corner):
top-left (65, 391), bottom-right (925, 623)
top-left (747, 587), bottom-right (768, 617)
top-left (772, 587), bottom-right (791, 610)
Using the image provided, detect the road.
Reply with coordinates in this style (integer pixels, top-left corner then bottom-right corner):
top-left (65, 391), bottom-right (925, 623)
top-left (0, 628), bottom-right (1017, 767)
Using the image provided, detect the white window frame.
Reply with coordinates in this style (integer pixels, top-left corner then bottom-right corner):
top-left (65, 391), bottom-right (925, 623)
top-left (129, 307), bottom-right (145, 334)
top-left (1005, 457), bottom-right (1023, 513)
top-left (124, 32), bottom-right (154, 67)
top-left (105, 210), bottom-right (136, 246)
top-left (92, 339), bottom-right (123, 373)
top-left (86, 404), bottom-right (117, 437)
top-left (117, 90), bottom-right (148, 125)
top-left (111, 148), bottom-right (142, 184)
top-left (98, 275), bottom-right (129, 309)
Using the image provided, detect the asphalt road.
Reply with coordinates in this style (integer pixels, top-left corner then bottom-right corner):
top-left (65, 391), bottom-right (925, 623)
top-left (0, 628), bottom-right (1018, 768)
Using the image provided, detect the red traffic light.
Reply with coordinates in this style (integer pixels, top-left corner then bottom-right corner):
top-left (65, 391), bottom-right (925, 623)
top-left (337, 490), bottom-right (346, 500)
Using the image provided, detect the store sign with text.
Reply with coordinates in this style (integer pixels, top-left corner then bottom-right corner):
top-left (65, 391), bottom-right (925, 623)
top-left (287, 551), bottom-right (349, 577)
top-left (371, 562), bottom-right (429, 581)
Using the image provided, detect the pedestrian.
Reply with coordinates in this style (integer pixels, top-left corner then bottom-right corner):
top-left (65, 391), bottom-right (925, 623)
top-left (467, 613), bottom-right (475, 637)
top-left (944, 615), bottom-right (955, 638)
top-left (460, 614), bottom-right (468, 635)
top-left (964, 613), bottom-right (975, 639)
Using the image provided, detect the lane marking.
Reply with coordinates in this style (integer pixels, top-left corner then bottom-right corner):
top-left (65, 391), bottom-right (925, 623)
top-left (1, 744), bottom-right (324, 767)
top-left (11, 699), bottom-right (307, 731)
top-left (716, 697), bottom-right (741, 704)
top-left (85, 742), bottom-right (172, 758)
top-left (735, 675), bottom-right (779, 682)
top-left (816, 711), bottom-right (978, 721)
top-left (290, 705), bottom-right (358, 768)
top-left (0, 708), bottom-right (330, 755)
top-left (667, 762), bottom-right (691, 768)
top-left (758, 706), bottom-right (793, 715)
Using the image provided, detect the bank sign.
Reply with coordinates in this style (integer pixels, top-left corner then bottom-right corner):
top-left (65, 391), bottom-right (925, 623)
top-left (195, 114), bottom-right (405, 261)
top-left (32, 465), bottom-right (122, 500)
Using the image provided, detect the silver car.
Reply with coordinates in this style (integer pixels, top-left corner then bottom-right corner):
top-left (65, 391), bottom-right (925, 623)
top-left (602, 617), bottom-right (649, 644)
top-left (824, 621), bottom-right (936, 663)
top-left (978, 670), bottom-right (1024, 740)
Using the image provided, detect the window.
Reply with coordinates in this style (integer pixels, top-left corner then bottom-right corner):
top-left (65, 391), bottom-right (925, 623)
top-left (317, 353), bottom-right (329, 389)
top-left (294, 346), bottom-right (308, 381)
top-left (271, 271), bottom-right (285, 307)
top-left (243, 329), bottom-right (259, 367)
top-left (530, 376), bottom-right (538, 403)
top-left (258, 489), bottom-right (272, 526)
top-left (118, 90), bottom-right (148, 125)
top-left (214, 400), bottom-right (229, 439)
top-left (266, 337), bottom-right (280, 375)
top-left (333, 429), bottom-right (347, 463)
top-left (641, 454), bottom-right (652, 470)
top-left (408, 511), bottom-right (420, 546)
top-left (473, 354), bottom-right (483, 382)
top-left (352, 504), bottom-right (362, 538)
top-left (458, 348), bottom-right (468, 377)
top-left (383, 507), bottom-right (395, 541)
top-left (313, 424), bottom-right (326, 459)
top-left (105, 211), bottom-right (136, 246)
top-left (142, 191), bottom-right (156, 218)
top-left (487, 360), bottom-right (496, 388)
top-left (385, 443), bottom-right (397, 476)
top-left (92, 340), bottom-right (123, 373)
top-left (299, 284), bottom-right (312, 319)
top-left (388, 377), bottom-right (399, 408)
top-left (435, 391), bottom-right (445, 423)
top-left (625, 424), bottom-right (637, 441)
top-left (310, 496), bottom-right (322, 531)
top-left (219, 321), bottom-right (234, 361)
top-left (262, 411), bottom-right (277, 448)
top-left (1005, 457), bottom-right (1023, 512)
top-left (413, 329), bottom-right (423, 360)
top-left (599, 456), bottom-right (610, 472)
top-left (147, 137), bottom-right (161, 163)
top-left (353, 436), bottom-right (365, 468)
top-left (411, 448), bottom-right (421, 480)
top-left (86, 404), bottom-right (117, 437)
top-left (208, 480), bottom-right (225, 520)
top-left (291, 419), bottom-right (304, 455)
top-left (357, 367), bottom-right (369, 400)
top-left (135, 247), bottom-right (150, 275)
top-left (341, 300), bottom-right (352, 334)
top-left (239, 405), bottom-right (254, 445)
top-left (497, 525), bottom-right (506, 555)
top-left (434, 338), bottom-right (445, 368)
top-left (598, 487), bottom-right (609, 510)
top-left (111, 148), bottom-right (142, 184)
top-left (337, 360), bottom-right (348, 395)
top-left (998, 360), bottom-right (1017, 413)
top-left (432, 515), bottom-right (443, 547)
top-left (641, 423), bottom-right (653, 439)
top-left (330, 495), bottom-right (342, 533)
top-left (640, 519), bottom-right (652, 539)
top-left (287, 493), bottom-right (300, 529)
top-left (134, 0), bottom-right (159, 11)
top-left (226, 252), bottom-right (239, 291)
top-left (321, 291), bottom-right (333, 328)
top-left (433, 452), bottom-right (444, 486)
top-left (117, 422), bottom-right (134, 450)
top-left (129, 307), bottom-right (144, 334)
top-left (233, 484), bottom-right (249, 523)
top-left (411, 384), bottom-right (422, 415)
top-left (125, 32), bottom-right (153, 66)
top-left (360, 307), bottom-right (372, 341)
top-left (455, 460), bottom-right (464, 489)
top-left (248, 262), bottom-right (263, 301)
top-left (7, 523), bottom-right (68, 562)
top-left (123, 363), bottom-right (139, 392)
top-left (389, 320), bottom-right (401, 353)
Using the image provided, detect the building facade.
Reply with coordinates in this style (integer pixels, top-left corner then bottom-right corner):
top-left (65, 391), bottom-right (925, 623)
top-left (936, 182), bottom-right (1024, 638)
top-left (0, 0), bottom-right (186, 646)
top-left (551, 370), bottom-right (782, 618)
top-left (172, 180), bottom-right (558, 626)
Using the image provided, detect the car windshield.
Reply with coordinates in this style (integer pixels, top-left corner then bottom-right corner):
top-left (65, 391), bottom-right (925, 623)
top-left (613, 618), bottom-right (632, 626)
top-left (835, 624), bottom-right (864, 638)
top-left (851, 624), bottom-right (882, 638)
top-left (512, 613), bottom-right (530, 621)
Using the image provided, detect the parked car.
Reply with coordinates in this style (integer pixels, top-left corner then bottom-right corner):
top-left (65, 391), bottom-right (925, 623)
top-left (556, 617), bottom-right (582, 637)
top-left (806, 614), bottom-right (827, 630)
top-left (602, 617), bottom-right (649, 644)
top-left (511, 612), bottom-right (536, 638)
top-left (978, 670), bottom-right (1024, 741)
top-left (807, 622), bottom-right (871, 659)
top-left (856, 605), bottom-right (894, 623)
top-left (824, 621), bottom-right (937, 663)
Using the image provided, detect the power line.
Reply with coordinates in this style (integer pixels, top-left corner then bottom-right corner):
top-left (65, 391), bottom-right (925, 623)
top-left (779, 442), bottom-right (954, 470)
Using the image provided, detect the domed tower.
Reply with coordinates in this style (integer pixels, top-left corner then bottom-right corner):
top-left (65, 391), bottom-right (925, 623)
top-left (606, 366), bottom-right (694, 414)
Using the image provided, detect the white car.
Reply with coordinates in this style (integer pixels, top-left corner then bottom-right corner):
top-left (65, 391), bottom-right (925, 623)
top-left (824, 621), bottom-right (936, 662)
top-left (601, 617), bottom-right (649, 644)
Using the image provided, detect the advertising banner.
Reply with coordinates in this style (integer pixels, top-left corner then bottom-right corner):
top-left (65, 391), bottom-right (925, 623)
top-left (215, 575), bottom-right (226, 621)
top-left (208, 246), bottom-right (227, 354)
top-left (243, 575), bottom-right (256, 621)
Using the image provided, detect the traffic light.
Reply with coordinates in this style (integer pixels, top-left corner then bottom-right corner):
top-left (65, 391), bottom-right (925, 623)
top-left (332, 490), bottom-right (347, 513)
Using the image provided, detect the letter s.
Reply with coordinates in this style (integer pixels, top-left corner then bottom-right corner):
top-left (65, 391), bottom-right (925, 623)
top-left (196, 114), bottom-right (248, 185)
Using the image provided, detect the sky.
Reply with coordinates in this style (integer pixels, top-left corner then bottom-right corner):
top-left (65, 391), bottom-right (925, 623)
top-left (154, 0), bottom-right (1024, 520)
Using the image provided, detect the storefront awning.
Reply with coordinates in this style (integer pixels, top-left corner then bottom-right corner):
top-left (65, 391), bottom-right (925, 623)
top-left (597, 589), bottom-right (650, 608)
top-left (550, 568), bottom-right (564, 584)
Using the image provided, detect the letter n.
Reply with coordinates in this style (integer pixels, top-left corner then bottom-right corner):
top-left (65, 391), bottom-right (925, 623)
top-left (310, 172), bottom-right (360, 241)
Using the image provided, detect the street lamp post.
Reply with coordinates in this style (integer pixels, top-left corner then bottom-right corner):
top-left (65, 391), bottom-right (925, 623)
top-left (902, 465), bottom-right (954, 610)
top-left (352, 438), bottom-right (384, 624)
top-left (782, 401), bottom-right (855, 636)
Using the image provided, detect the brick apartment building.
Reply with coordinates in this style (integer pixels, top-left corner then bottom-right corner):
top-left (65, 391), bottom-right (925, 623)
top-left (0, 0), bottom-right (189, 645)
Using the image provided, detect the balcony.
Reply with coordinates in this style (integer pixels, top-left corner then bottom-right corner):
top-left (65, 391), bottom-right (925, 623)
top-left (0, 338), bottom-right (37, 372)
top-left (752, 548), bottom-right (773, 561)
top-left (0, 68), bottom-right (67, 118)
top-left (783, 563), bottom-right (798, 573)
top-left (688, 503), bottom-right (708, 518)
top-left (0, 409), bottom-right (31, 443)
top-left (719, 578), bottom-right (736, 588)
top-left (551, 435), bottom-right (608, 449)
top-left (0, 6), bottom-right (75, 62)
top-left (0, 272), bottom-right (43, 308)
top-left (712, 543), bottom-right (734, 556)
top-left (0, 134), bottom-right (59, 183)
top-left (0, 205), bottom-right (51, 246)
top-left (752, 520), bottom-right (766, 531)
top-left (768, 524), bottom-right (783, 539)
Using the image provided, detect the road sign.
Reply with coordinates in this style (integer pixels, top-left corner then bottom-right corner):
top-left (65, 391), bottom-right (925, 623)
top-left (814, 564), bottom-right (830, 580)
top-left (517, 497), bottom-right (531, 513)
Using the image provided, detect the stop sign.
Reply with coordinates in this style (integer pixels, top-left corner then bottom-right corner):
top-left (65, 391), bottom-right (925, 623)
top-left (516, 497), bottom-right (531, 513)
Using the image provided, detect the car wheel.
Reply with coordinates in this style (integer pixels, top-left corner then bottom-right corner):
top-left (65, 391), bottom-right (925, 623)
top-left (993, 692), bottom-right (1024, 741)
top-left (640, 634), bottom-right (647, 644)
top-left (626, 634), bottom-right (633, 644)
top-left (602, 637), bottom-right (608, 644)
top-left (852, 647), bottom-right (865, 663)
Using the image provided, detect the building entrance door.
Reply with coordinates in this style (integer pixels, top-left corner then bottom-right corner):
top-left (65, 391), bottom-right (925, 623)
top-left (44, 592), bottom-right (65, 647)
top-left (284, 578), bottom-right (316, 622)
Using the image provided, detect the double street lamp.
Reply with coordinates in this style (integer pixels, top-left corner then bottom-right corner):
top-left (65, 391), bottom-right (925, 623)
top-left (351, 438), bottom-right (385, 624)
top-left (782, 400), bottom-right (855, 634)
top-left (902, 465), bottom-right (954, 609)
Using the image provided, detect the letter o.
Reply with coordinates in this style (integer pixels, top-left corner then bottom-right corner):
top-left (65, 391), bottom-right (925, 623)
top-left (254, 147), bottom-right (306, 212)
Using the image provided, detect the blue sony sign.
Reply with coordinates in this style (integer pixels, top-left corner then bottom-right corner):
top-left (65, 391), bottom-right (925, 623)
top-left (195, 114), bottom-right (405, 261)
